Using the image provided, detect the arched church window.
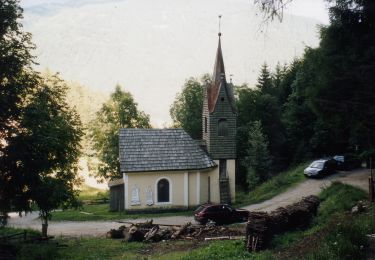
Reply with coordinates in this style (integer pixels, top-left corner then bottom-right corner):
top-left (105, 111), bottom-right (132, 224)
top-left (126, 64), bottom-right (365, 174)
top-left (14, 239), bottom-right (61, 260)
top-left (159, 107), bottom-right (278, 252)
top-left (157, 178), bottom-right (170, 202)
top-left (218, 119), bottom-right (228, 137)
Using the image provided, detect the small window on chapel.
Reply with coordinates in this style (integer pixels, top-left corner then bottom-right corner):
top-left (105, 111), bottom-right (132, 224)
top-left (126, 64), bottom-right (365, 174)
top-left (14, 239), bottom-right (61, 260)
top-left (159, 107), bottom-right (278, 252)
top-left (221, 97), bottom-right (225, 102)
top-left (218, 119), bottom-right (228, 137)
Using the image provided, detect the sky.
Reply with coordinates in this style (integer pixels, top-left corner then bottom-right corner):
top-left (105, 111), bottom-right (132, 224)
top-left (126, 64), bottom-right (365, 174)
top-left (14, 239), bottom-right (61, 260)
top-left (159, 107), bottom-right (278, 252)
top-left (283, 0), bottom-right (329, 24)
top-left (21, 0), bottom-right (330, 24)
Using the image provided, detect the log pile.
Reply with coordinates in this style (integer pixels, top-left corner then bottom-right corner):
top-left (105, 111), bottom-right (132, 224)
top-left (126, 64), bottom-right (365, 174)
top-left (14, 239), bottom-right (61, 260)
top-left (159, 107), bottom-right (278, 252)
top-left (106, 220), bottom-right (244, 242)
top-left (246, 195), bottom-right (320, 252)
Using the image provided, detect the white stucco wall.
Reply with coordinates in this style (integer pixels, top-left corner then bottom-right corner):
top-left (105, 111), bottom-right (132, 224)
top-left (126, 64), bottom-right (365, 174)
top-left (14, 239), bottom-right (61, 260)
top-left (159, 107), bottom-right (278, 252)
top-left (123, 160), bottom-right (235, 210)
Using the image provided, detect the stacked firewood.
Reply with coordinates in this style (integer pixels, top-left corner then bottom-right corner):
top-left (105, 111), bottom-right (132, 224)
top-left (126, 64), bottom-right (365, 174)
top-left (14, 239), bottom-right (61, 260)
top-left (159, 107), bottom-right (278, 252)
top-left (246, 195), bottom-right (320, 252)
top-left (106, 220), bottom-right (244, 242)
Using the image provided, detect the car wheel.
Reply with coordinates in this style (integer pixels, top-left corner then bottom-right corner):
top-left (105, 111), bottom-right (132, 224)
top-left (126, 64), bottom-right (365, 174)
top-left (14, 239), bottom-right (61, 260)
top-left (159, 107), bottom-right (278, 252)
top-left (207, 219), bottom-right (216, 225)
top-left (198, 219), bottom-right (207, 225)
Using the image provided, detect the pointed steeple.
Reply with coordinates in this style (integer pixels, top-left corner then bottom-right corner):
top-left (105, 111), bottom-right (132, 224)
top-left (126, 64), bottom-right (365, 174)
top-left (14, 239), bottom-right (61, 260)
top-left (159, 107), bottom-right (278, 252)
top-left (206, 32), bottom-right (236, 114)
top-left (212, 34), bottom-right (226, 85)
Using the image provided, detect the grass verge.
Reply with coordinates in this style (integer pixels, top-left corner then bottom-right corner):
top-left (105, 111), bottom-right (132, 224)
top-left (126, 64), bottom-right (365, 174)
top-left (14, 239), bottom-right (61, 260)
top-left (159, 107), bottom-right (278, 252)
top-left (51, 203), bottom-right (193, 221)
top-left (235, 163), bottom-right (308, 207)
top-left (4, 182), bottom-right (374, 259)
top-left (271, 182), bottom-right (374, 259)
top-left (52, 184), bottom-right (193, 221)
top-left (77, 184), bottom-right (109, 201)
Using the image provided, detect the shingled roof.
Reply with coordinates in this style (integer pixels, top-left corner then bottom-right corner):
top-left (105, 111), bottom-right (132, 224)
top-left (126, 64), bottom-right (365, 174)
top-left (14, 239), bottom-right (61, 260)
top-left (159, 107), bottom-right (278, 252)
top-left (119, 129), bottom-right (216, 173)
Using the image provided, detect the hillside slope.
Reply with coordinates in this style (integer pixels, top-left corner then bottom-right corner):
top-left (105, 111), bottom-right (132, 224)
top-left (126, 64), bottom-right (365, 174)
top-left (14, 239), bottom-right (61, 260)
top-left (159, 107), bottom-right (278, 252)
top-left (22, 0), bottom-right (321, 126)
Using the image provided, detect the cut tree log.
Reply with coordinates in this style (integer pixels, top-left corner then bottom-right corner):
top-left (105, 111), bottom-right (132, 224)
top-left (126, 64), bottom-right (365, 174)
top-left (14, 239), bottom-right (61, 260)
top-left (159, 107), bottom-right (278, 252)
top-left (246, 195), bottom-right (320, 252)
top-left (144, 226), bottom-right (159, 242)
top-left (171, 222), bottom-right (191, 239)
top-left (124, 226), bottom-right (145, 242)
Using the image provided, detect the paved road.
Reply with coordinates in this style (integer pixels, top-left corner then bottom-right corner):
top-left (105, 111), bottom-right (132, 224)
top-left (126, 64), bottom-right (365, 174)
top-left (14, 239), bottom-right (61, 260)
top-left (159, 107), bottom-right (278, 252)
top-left (8, 169), bottom-right (370, 237)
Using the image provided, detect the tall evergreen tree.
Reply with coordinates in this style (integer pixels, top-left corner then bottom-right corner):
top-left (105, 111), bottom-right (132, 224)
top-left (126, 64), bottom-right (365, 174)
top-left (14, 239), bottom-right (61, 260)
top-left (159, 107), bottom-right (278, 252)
top-left (307, 0), bottom-right (375, 153)
top-left (235, 85), bottom-right (259, 185)
top-left (243, 121), bottom-right (272, 190)
top-left (277, 59), bottom-right (301, 106)
top-left (256, 63), bottom-right (275, 96)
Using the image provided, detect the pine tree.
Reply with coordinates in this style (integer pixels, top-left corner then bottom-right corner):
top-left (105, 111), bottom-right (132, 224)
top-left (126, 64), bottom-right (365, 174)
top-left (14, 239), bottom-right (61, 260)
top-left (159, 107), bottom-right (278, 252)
top-left (244, 121), bottom-right (272, 190)
top-left (256, 63), bottom-right (274, 96)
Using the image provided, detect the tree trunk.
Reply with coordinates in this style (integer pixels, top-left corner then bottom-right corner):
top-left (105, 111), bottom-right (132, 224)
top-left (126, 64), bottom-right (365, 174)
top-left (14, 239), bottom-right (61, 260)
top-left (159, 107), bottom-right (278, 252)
top-left (41, 215), bottom-right (48, 238)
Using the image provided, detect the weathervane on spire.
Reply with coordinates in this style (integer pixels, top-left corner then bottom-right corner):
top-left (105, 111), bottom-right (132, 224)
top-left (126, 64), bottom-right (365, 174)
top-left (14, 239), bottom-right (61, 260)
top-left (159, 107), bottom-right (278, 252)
top-left (218, 15), bottom-right (222, 37)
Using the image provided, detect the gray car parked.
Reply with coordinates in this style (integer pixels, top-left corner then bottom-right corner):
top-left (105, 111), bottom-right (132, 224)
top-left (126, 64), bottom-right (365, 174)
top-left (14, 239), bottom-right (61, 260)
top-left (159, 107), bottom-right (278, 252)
top-left (304, 159), bottom-right (336, 178)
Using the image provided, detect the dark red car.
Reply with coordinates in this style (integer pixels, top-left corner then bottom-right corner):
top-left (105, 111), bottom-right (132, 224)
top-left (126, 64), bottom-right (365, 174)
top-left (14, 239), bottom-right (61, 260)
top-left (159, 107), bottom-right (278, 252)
top-left (194, 204), bottom-right (249, 225)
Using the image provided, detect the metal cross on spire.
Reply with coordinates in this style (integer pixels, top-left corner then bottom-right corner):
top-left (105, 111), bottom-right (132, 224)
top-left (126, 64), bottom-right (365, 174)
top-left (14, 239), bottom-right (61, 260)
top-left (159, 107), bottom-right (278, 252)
top-left (218, 15), bottom-right (222, 37)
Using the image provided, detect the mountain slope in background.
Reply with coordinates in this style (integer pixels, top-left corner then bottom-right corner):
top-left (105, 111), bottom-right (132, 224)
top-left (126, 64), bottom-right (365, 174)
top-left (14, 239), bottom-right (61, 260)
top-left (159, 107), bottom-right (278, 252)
top-left (22, 0), bottom-right (321, 126)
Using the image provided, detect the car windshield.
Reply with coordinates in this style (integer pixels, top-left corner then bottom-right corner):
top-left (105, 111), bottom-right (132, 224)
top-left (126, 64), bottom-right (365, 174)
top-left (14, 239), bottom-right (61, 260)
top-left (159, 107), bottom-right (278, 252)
top-left (310, 161), bottom-right (324, 169)
top-left (194, 206), bottom-right (206, 213)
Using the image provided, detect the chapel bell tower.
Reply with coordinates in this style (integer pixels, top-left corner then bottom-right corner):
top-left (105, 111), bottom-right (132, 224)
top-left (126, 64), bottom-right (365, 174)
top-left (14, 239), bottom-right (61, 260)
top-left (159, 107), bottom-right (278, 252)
top-left (202, 26), bottom-right (237, 204)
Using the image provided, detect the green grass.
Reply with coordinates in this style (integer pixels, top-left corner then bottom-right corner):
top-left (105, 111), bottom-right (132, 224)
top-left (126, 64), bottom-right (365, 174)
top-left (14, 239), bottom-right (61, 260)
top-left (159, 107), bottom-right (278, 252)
top-left (57, 237), bottom-right (145, 260)
top-left (52, 184), bottom-right (194, 221)
top-left (315, 181), bottom-right (367, 223)
top-left (181, 240), bottom-right (273, 260)
top-left (52, 203), bottom-right (193, 221)
top-left (5, 182), bottom-right (375, 260)
top-left (308, 205), bottom-right (375, 259)
top-left (268, 182), bottom-right (373, 259)
top-left (77, 184), bottom-right (109, 201)
top-left (0, 227), bottom-right (60, 260)
top-left (235, 163), bottom-right (308, 207)
top-left (0, 227), bottom-right (40, 237)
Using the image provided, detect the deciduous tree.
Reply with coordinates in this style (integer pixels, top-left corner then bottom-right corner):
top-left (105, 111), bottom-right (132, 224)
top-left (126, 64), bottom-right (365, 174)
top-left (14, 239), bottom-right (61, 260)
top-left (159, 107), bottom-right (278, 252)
top-left (170, 76), bottom-right (207, 140)
top-left (0, 0), bottom-right (38, 214)
top-left (90, 85), bottom-right (151, 180)
top-left (3, 73), bottom-right (84, 236)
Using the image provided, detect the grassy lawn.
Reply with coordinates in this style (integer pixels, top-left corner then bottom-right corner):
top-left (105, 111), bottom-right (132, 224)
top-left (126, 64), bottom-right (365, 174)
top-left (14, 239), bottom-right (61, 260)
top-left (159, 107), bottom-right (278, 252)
top-left (3, 182), bottom-right (374, 259)
top-left (58, 237), bottom-right (146, 260)
top-left (0, 227), bottom-right (204, 260)
top-left (234, 163), bottom-right (308, 207)
top-left (52, 184), bottom-right (192, 221)
top-left (52, 203), bottom-right (193, 221)
top-left (77, 184), bottom-right (109, 201)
